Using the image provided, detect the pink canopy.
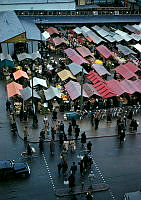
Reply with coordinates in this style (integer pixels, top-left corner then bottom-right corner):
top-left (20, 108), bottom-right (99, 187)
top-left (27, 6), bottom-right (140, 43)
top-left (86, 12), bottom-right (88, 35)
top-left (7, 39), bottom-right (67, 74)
top-left (124, 62), bottom-right (140, 73)
top-left (115, 64), bottom-right (138, 79)
top-left (96, 45), bottom-right (114, 59)
top-left (120, 79), bottom-right (137, 94)
top-left (64, 48), bottom-right (89, 65)
top-left (45, 27), bottom-right (59, 35)
top-left (53, 37), bottom-right (67, 46)
top-left (76, 46), bottom-right (94, 58)
top-left (106, 79), bottom-right (125, 96)
top-left (92, 64), bottom-right (111, 76)
top-left (64, 80), bottom-right (88, 100)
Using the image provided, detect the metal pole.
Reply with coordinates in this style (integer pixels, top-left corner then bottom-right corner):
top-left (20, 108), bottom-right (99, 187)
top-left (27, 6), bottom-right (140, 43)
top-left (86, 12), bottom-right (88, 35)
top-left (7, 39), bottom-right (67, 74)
top-left (80, 67), bottom-right (84, 112)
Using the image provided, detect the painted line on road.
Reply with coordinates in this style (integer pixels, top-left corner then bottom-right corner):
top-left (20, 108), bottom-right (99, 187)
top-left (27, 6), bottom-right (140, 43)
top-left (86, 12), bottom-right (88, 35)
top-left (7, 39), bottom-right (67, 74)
top-left (91, 155), bottom-right (116, 200)
top-left (42, 152), bottom-right (56, 191)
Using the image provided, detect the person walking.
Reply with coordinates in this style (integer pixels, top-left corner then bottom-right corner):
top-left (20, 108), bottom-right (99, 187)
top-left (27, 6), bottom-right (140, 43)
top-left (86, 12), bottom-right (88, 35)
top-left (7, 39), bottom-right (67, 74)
top-left (68, 173), bottom-right (75, 191)
top-left (60, 121), bottom-right (64, 133)
top-left (75, 125), bottom-right (80, 140)
top-left (81, 132), bottom-right (86, 148)
top-left (57, 162), bottom-right (62, 175)
top-left (68, 122), bottom-right (72, 137)
top-left (79, 159), bottom-right (84, 176)
top-left (52, 109), bottom-right (57, 121)
top-left (119, 129), bottom-right (125, 144)
top-left (23, 126), bottom-right (28, 141)
top-left (62, 160), bottom-right (68, 176)
top-left (50, 139), bottom-right (55, 155)
top-left (70, 162), bottom-right (77, 176)
top-left (87, 141), bottom-right (92, 153)
top-left (71, 118), bottom-right (76, 129)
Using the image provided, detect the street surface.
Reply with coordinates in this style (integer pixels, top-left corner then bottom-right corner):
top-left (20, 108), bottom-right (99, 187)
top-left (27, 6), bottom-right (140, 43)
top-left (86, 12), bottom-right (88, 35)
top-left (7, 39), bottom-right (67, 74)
top-left (0, 80), bottom-right (141, 200)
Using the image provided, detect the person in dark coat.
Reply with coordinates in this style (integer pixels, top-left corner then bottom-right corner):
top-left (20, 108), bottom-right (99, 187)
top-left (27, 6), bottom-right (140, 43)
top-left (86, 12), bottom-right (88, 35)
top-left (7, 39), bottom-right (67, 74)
top-left (57, 162), bottom-right (62, 175)
top-left (60, 121), bottom-right (64, 133)
top-left (87, 141), bottom-right (92, 152)
top-left (70, 162), bottom-right (77, 176)
top-left (71, 118), bottom-right (76, 129)
top-left (119, 129), bottom-right (125, 144)
top-left (52, 109), bottom-right (57, 121)
top-left (68, 122), bottom-right (72, 137)
top-left (6, 99), bottom-right (11, 112)
top-left (78, 159), bottom-right (84, 176)
top-left (95, 116), bottom-right (100, 130)
top-left (62, 160), bottom-right (68, 176)
top-left (68, 173), bottom-right (75, 191)
top-left (75, 125), bottom-right (80, 140)
top-left (81, 132), bottom-right (86, 147)
top-left (50, 140), bottom-right (55, 155)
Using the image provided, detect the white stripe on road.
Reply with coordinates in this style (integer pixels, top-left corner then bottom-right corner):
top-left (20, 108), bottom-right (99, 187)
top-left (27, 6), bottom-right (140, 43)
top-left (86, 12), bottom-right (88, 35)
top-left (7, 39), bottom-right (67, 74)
top-left (42, 152), bottom-right (56, 191)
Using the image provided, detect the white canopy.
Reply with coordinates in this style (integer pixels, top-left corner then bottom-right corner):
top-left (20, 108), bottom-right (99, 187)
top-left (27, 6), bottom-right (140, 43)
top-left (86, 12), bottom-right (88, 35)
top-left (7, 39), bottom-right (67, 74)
top-left (133, 43), bottom-right (141, 53)
top-left (42, 31), bottom-right (50, 40)
top-left (0, 53), bottom-right (13, 61)
top-left (17, 53), bottom-right (32, 61)
top-left (73, 27), bottom-right (82, 35)
top-left (44, 86), bottom-right (61, 100)
top-left (20, 86), bottom-right (41, 101)
top-left (30, 77), bottom-right (47, 88)
top-left (31, 52), bottom-right (41, 60)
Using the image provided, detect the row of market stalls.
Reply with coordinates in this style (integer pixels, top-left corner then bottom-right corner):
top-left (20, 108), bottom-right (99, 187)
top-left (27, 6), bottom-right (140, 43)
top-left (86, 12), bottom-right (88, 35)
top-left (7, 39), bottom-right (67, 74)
top-left (3, 22), bottom-right (141, 114)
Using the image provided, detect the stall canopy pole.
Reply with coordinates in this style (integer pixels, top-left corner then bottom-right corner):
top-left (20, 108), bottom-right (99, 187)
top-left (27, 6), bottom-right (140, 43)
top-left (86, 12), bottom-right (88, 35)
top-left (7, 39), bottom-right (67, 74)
top-left (80, 67), bottom-right (84, 112)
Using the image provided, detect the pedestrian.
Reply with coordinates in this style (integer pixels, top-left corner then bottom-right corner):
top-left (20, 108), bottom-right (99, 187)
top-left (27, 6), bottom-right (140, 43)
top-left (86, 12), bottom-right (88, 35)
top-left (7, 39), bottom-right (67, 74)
top-left (71, 118), bottom-right (76, 129)
top-left (87, 141), bottom-right (92, 153)
top-left (33, 114), bottom-right (38, 128)
top-left (83, 154), bottom-right (89, 170)
top-left (62, 160), bottom-right (68, 176)
top-left (51, 127), bottom-right (56, 140)
top-left (27, 143), bottom-right (32, 155)
top-left (43, 115), bottom-right (49, 133)
top-left (52, 109), bottom-right (57, 121)
top-left (74, 125), bottom-right (80, 140)
top-left (69, 140), bottom-right (76, 153)
top-left (119, 129), bottom-right (125, 144)
top-left (70, 162), bottom-right (77, 175)
top-left (39, 137), bottom-right (44, 150)
top-left (68, 122), bottom-right (72, 137)
top-left (60, 121), bottom-right (64, 133)
top-left (59, 132), bottom-right (64, 145)
top-left (40, 129), bottom-right (46, 140)
top-left (23, 126), bottom-right (28, 141)
top-left (90, 113), bottom-right (94, 126)
top-left (61, 147), bottom-right (67, 161)
top-left (50, 139), bottom-right (55, 155)
top-left (68, 173), bottom-right (75, 191)
top-left (81, 132), bottom-right (86, 148)
top-left (57, 162), bottom-right (62, 175)
top-left (78, 159), bottom-right (84, 176)
top-left (6, 99), bottom-right (11, 112)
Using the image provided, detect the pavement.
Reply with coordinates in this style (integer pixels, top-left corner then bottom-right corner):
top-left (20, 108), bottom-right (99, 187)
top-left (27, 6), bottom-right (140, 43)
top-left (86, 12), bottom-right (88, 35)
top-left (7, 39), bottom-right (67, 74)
top-left (15, 110), bottom-right (141, 143)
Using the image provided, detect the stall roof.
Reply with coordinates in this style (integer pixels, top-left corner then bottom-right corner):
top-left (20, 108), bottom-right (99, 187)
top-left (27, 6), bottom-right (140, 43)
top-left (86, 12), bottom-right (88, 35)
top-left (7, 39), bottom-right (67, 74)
top-left (91, 25), bottom-right (101, 32)
top-left (53, 37), bottom-right (67, 46)
top-left (64, 48), bottom-right (89, 65)
top-left (106, 79), bottom-right (125, 96)
top-left (97, 29), bottom-right (109, 37)
top-left (133, 43), bottom-right (141, 53)
top-left (121, 34), bottom-right (132, 42)
top-left (0, 53), bottom-right (13, 61)
top-left (104, 35), bottom-right (116, 43)
top-left (120, 79), bottom-right (137, 94)
top-left (20, 86), bottom-right (40, 101)
top-left (95, 45), bottom-right (114, 59)
top-left (44, 86), bottom-right (61, 101)
top-left (115, 29), bottom-right (127, 36)
top-left (87, 71), bottom-right (115, 98)
top-left (13, 70), bottom-right (29, 80)
top-left (124, 24), bottom-right (140, 34)
top-left (45, 27), bottom-right (59, 35)
top-left (116, 44), bottom-right (136, 56)
top-left (81, 26), bottom-right (91, 33)
top-left (64, 80), bottom-right (88, 100)
top-left (31, 52), bottom-right (41, 60)
top-left (92, 64), bottom-right (111, 76)
top-left (30, 77), bottom-right (47, 88)
top-left (130, 33), bottom-right (141, 41)
top-left (57, 69), bottom-right (76, 81)
top-left (73, 27), bottom-right (82, 35)
top-left (133, 79), bottom-right (141, 93)
top-left (20, 19), bottom-right (45, 41)
top-left (7, 81), bottom-right (23, 98)
top-left (42, 31), bottom-right (50, 40)
top-left (68, 62), bottom-right (88, 75)
top-left (17, 53), bottom-right (32, 61)
top-left (115, 64), bottom-right (138, 79)
top-left (113, 34), bottom-right (123, 42)
top-left (76, 46), bottom-right (94, 58)
top-left (83, 83), bottom-right (100, 97)
top-left (124, 62), bottom-right (140, 73)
